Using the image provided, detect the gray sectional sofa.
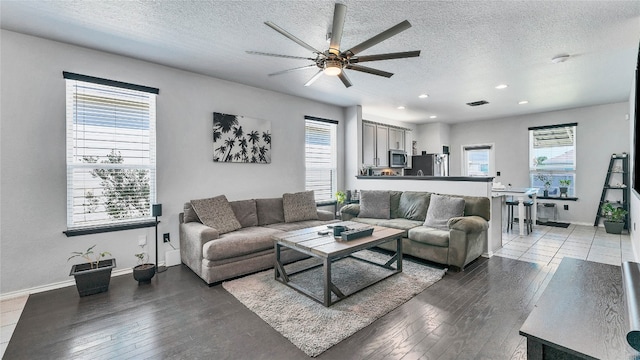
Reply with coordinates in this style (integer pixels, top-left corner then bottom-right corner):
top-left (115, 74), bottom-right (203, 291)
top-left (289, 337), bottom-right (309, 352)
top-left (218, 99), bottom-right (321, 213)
top-left (340, 190), bottom-right (490, 270)
top-left (179, 191), bottom-right (337, 284)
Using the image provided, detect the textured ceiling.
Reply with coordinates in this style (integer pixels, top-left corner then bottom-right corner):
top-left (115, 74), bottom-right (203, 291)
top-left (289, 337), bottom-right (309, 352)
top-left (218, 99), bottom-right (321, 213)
top-left (1, 1), bottom-right (639, 124)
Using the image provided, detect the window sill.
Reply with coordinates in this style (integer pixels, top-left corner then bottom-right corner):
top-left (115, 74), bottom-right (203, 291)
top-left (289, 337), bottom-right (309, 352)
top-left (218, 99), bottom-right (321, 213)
top-left (536, 196), bottom-right (578, 201)
top-left (64, 220), bottom-right (157, 237)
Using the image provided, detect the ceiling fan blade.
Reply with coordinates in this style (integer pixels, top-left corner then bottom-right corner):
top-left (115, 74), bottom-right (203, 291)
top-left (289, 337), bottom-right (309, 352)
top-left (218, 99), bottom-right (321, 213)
top-left (329, 3), bottom-right (347, 55)
top-left (351, 50), bottom-right (421, 63)
top-left (264, 21), bottom-right (323, 54)
top-left (346, 64), bottom-right (393, 78)
top-left (338, 72), bottom-right (352, 88)
top-left (247, 51), bottom-right (315, 61)
top-left (304, 70), bottom-right (324, 87)
top-left (345, 20), bottom-right (412, 56)
top-left (269, 65), bottom-right (317, 76)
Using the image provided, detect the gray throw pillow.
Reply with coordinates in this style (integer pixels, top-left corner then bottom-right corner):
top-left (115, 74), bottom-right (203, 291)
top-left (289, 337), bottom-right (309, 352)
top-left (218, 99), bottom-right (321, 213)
top-left (230, 199), bottom-right (258, 228)
top-left (283, 191), bottom-right (319, 223)
top-left (398, 191), bottom-right (431, 221)
top-left (190, 195), bottom-right (242, 234)
top-left (358, 190), bottom-right (390, 219)
top-left (424, 194), bottom-right (465, 230)
top-left (255, 197), bottom-right (285, 225)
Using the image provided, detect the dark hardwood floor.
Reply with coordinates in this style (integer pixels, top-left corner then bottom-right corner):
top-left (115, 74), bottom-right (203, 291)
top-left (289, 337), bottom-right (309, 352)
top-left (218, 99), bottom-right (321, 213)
top-left (4, 256), bottom-right (558, 360)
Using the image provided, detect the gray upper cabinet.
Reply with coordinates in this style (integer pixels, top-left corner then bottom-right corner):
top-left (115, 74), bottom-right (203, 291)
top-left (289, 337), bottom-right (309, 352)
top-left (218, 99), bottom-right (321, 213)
top-left (362, 122), bottom-right (376, 167)
top-left (376, 125), bottom-right (389, 167)
top-left (363, 121), bottom-right (412, 168)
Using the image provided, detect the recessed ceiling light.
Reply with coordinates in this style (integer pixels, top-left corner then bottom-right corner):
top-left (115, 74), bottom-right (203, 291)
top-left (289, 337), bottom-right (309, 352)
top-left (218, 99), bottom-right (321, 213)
top-left (495, 84), bottom-right (508, 89)
top-left (551, 54), bottom-right (570, 63)
top-left (519, 100), bottom-right (529, 105)
top-left (418, 94), bottom-right (429, 99)
top-left (397, 106), bottom-right (405, 110)
top-left (430, 115), bottom-right (437, 119)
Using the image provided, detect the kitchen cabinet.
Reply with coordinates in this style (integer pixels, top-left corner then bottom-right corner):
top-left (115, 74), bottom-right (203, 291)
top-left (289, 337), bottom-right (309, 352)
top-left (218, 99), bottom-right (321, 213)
top-left (362, 121), bottom-right (413, 168)
top-left (388, 128), bottom-right (404, 150)
top-left (362, 122), bottom-right (376, 167)
top-left (362, 122), bottom-right (389, 167)
top-left (376, 125), bottom-right (389, 167)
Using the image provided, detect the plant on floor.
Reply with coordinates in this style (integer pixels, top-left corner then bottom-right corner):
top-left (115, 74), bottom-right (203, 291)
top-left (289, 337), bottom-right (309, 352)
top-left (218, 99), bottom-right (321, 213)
top-left (133, 243), bottom-right (155, 284)
top-left (601, 202), bottom-right (628, 234)
top-left (601, 203), bottom-right (627, 222)
top-left (68, 244), bottom-right (112, 269)
top-left (68, 245), bottom-right (116, 297)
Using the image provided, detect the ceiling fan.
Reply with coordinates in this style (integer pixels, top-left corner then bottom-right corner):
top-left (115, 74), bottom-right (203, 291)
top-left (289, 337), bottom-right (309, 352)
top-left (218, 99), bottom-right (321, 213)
top-left (247, 3), bottom-right (421, 88)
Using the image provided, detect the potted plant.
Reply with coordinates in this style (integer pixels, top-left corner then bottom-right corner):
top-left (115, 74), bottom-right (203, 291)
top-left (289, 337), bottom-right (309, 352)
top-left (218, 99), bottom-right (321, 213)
top-left (601, 202), bottom-right (628, 234)
top-left (335, 191), bottom-right (346, 205)
top-left (133, 244), bottom-right (155, 284)
top-left (559, 179), bottom-right (571, 197)
top-left (535, 174), bottom-right (552, 197)
top-left (68, 245), bottom-right (116, 297)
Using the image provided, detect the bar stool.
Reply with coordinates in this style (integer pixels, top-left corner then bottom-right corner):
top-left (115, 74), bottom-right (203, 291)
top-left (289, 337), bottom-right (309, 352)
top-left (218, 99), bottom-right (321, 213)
top-left (506, 198), bottom-right (534, 234)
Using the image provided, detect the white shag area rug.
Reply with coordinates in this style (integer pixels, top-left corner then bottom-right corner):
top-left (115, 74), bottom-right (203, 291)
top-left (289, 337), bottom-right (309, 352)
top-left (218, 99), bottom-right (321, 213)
top-left (222, 250), bottom-right (446, 357)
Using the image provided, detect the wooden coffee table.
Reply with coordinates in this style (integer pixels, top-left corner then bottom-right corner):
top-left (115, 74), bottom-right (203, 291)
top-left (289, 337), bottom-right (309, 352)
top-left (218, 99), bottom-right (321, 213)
top-left (273, 221), bottom-right (404, 307)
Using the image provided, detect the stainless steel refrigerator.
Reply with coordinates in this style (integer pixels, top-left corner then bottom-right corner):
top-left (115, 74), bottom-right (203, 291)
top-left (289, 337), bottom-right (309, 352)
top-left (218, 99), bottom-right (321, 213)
top-left (406, 153), bottom-right (449, 176)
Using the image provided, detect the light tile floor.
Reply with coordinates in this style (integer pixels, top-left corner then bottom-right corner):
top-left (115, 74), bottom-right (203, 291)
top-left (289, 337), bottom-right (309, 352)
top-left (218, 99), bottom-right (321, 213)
top-left (0, 225), bottom-right (636, 358)
top-left (495, 223), bottom-right (635, 267)
top-left (1, 294), bottom-right (28, 358)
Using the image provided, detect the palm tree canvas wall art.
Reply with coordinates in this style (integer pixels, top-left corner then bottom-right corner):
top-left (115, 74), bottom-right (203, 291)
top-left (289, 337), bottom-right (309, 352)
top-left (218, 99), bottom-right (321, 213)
top-left (213, 112), bottom-right (272, 163)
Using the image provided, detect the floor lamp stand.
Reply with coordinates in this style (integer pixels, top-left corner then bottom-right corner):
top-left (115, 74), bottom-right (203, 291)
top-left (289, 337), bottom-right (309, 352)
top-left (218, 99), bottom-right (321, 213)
top-left (153, 204), bottom-right (166, 273)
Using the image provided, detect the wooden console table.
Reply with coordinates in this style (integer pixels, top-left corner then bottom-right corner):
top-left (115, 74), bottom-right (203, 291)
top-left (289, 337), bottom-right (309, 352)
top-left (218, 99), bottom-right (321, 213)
top-left (519, 258), bottom-right (638, 359)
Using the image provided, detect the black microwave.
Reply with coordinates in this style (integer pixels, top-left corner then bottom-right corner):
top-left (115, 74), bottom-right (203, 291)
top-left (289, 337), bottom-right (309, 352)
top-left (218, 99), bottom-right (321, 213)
top-left (389, 150), bottom-right (407, 168)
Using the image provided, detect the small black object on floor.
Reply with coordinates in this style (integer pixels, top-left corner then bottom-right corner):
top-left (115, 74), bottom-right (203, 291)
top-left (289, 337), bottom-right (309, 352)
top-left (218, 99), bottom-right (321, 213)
top-left (537, 220), bottom-right (570, 228)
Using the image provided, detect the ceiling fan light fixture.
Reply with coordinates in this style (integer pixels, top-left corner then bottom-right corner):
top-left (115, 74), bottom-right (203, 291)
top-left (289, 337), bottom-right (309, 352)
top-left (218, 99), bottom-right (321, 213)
top-left (323, 59), bottom-right (342, 76)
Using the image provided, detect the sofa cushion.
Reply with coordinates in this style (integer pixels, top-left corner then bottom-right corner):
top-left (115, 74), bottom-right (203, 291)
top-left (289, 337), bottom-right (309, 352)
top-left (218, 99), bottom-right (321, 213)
top-left (349, 217), bottom-right (423, 238)
top-left (265, 219), bottom-right (339, 232)
top-left (424, 194), bottom-right (465, 230)
top-left (398, 191), bottom-right (431, 221)
top-left (230, 199), bottom-right (258, 228)
top-left (202, 226), bottom-right (283, 261)
top-left (255, 197), bottom-right (285, 225)
top-left (191, 195), bottom-right (242, 234)
top-left (408, 226), bottom-right (450, 247)
top-left (358, 190), bottom-right (390, 219)
top-left (283, 190), bottom-right (319, 223)
top-left (183, 202), bottom-right (201, 223)
top-left (389, 191), bottom-right (403, 218)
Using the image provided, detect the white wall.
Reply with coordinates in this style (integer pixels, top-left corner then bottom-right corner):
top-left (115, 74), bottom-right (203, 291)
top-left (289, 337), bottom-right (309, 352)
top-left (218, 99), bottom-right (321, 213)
top-left (415, 122), bottom-right (451, 154)
top-left (0, 30), bottom-right (344, 294)
top-left (449, 102), bottom-right (630, 225)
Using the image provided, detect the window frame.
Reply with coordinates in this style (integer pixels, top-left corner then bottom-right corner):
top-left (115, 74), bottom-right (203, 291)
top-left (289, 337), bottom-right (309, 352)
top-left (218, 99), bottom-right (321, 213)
top-left (63, 72), bottom-right (159, 236)
top-left (528, 123), bottom-right (577, 197)
top-left (304, 116), bottom-right (338, 202)
top-left (462, 143), bottom-right (494, 177)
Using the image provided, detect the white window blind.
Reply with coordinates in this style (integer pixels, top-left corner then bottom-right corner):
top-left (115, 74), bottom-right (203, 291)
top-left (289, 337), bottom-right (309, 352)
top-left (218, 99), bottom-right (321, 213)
top-left (65, 73), bottom-right (158, 229)
top-left (305, 117), bottom-right (337, 201)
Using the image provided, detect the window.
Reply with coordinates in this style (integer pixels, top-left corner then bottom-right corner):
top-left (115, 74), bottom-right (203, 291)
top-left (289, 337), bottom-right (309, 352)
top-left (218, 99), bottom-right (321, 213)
top-left (529, 123), bottom-right (577, 197)
top-left (64, 72), bottom-right (158, 232)
top-left (305, 116), bottom-right (338, 201)
top-left (463, 144), bottom-right (493, 176)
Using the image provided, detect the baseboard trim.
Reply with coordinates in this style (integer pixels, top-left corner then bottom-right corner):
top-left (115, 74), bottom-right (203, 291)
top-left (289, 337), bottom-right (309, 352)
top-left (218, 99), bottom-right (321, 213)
top-left (0, 264), bottom-right (165, 302)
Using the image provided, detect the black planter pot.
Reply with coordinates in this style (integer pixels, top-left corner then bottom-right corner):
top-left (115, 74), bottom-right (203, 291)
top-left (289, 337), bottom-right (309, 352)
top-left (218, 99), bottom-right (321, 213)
top-left (69, 259), bottom-right (116, 297)
top-left (604, 221), bottom-right (625, 234)
top-left (133, 264), bottom-right (156, 284)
